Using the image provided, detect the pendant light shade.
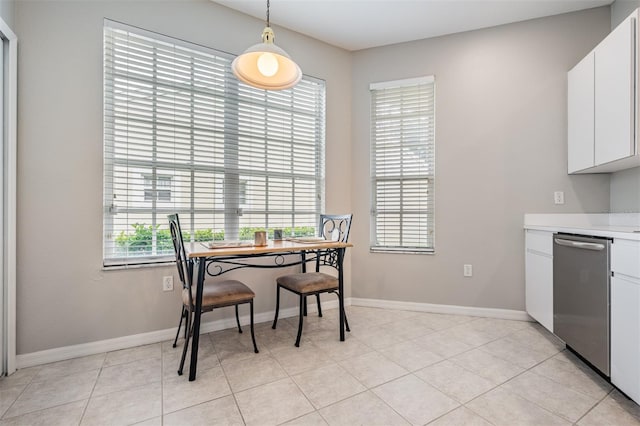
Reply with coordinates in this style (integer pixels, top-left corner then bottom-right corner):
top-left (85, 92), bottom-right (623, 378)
top-left (232, 2), bottom-right (302, 90)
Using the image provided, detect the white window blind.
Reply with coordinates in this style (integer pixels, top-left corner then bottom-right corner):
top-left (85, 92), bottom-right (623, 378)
top-left (370, 76), bottom-right (435, 253)
top-left (103, 20), bottom-right (326, 267)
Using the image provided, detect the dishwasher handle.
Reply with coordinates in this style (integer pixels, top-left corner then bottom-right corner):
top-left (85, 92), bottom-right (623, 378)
top-left (554, 238), bottom-right (606, 251)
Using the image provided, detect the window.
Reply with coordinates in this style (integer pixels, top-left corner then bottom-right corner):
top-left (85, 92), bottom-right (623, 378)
top-left (143, 175), bottom-right (172, 202)
top-left (370, 77), bottom-right (435, 253)
top-left (103, 20), bottom-right (326, 267)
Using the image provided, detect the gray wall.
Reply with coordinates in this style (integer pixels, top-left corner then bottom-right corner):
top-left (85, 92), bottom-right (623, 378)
top-left (610, 167), bottom-right (640, 212)
top-left (349, 8), bottom-right (612, 311)
top-left (0, 0), bottom-right (14, 28)
top-left (14, 0), bottom-right (352, 354)
top-left (612, 0), bottom-right (640, 26)
top-left (611, 0), bottom-right (640, 213)
top-left (13, 2), bottom-right (618, 355)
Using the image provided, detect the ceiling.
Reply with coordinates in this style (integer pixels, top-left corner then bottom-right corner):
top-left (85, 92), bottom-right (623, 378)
top-left (213, 0), bottom-right (612, 51)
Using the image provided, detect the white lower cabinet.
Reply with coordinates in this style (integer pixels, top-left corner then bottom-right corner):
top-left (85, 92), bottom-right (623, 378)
top-left (525, 230), bottom-right (553, 332)
top-left (525, 226), bottom-right (640, 402)
top-left (611, 239), bottom-right (640, 404)
top-left (611, 275), bottom-right (640, 403)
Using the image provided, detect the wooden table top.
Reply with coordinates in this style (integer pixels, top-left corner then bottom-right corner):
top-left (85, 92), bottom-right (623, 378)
top-left (186, 239), bottom-right (352, 258)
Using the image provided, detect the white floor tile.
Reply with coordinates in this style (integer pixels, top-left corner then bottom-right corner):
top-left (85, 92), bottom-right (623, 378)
top-left (291, 364), bottom-right (365, 409)
top-left (531, 351), bottom-right (612, 400)
top-left (378, 340), bottom-right (443, 372)
top-left (5, 370), bottom-right (98, 419)
top-left (33, 354), bottom-right (105, 382)
top-left (466, 386), bottom-right (571, 426)
top-left (222, 355), bottom-right (287, 392)
top-left (162, 366), bottom-right (231, 414)
top-left (81, 382), bottom-right (161, 426)
top-left (372, 375), bottom-right (459, 425)
top-left (93, 357), bottom-right (161, 397)
top-left (270, 342), bottom-right (334, 375)
top-left (235, 378), bottom-right (314, 426)
top-left (103, 343), bottom-right (161, 368)
top-left (503, 371), bottom-right (598, 422)
top-left (318, 391), bottom-right (410, 426)
top-left (163, 395), bottom-right (244, 426)
top-left (450, 348), bottom-right (524, 384)
top-left (5, 306), bottom-right (634, 425)
top-left (415, 360), bottom-right (497, 403)
top-left (0, 399), bottom-right (86, 426)
top-left (577, 390), bottom-right (640, 426)
top-left (427, 406), bottom-right (493, 426)
top-left (339, 351), bottom-right (408, 388)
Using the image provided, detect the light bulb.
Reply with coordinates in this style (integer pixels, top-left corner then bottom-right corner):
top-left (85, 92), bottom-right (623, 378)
top-left (257, 52), bottom-right (279, 77)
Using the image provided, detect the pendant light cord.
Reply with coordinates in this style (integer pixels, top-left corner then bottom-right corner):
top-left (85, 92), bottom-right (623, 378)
top-left (266, 0), bottom-right (270, 27)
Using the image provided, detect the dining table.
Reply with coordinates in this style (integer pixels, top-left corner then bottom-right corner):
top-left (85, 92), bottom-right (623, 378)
top-left (185, 238), bottom-right (353, 381)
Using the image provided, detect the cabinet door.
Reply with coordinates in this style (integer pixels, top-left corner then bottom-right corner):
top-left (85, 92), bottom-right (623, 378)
top-left (525, 249), bottom-right (553, 332)
top-left (611, 275), bottom-right (640, 403)
top-left (594, 13), bottom-right (636, 166)
top-left (568, 52), bottom-right (595, 173)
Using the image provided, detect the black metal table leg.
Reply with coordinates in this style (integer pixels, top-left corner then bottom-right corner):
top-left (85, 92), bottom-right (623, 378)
top-left (188, 258), bottom-right (206, 381)
top-left (337, 247), bottom-right (345, 341)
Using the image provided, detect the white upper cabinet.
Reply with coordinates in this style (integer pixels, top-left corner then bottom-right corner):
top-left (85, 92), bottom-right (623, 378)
top-left (594, 13), bottom-right (635, 166)
top-left (568, 52), bottom-right (594, 173)
top-left (567, 9), bottom-right (640, 174)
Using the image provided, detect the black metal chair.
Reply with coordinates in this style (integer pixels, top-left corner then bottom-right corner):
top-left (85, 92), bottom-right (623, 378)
top-left (272, 214), bottom-right (352, 347)
top-left (169, 214), bottom-right (258, 375)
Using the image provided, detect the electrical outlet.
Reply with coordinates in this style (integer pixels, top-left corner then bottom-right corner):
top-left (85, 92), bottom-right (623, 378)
top-left (463, 264), bottom-right (473, 277)
top-left (162, 276), bottom-right (174, 292)
top-left (554, 191), bottom-right (565, 205)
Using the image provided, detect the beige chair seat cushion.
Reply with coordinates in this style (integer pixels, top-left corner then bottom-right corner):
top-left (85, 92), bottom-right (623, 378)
top-left (277, 272), bottom-right (338, 294)
top-left (183, 279), bottom-right (255, 308)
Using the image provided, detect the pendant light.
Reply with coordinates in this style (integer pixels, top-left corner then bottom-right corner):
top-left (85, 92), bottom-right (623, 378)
top-left (232, 0), bottom-right (302, 90)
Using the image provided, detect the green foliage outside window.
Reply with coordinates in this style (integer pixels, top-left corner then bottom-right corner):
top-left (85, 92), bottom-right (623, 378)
top-left (115, 223), bottom-right (317, 256)
top-left (114, 223), bottom-right (174, 255)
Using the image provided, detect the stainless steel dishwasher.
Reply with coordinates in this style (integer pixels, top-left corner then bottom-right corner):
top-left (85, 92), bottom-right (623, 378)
top-left (553, 233), bottom-right (612, 376)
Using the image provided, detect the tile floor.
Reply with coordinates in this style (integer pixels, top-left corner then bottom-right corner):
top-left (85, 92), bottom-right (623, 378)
top-left (1, 306), bottom-right (640, 425)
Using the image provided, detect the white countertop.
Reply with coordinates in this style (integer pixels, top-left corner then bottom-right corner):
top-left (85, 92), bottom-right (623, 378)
top-left (524, 214), bottom-right (640, 241)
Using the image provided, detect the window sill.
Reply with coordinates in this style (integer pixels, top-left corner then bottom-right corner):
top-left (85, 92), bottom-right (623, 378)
top-left (102, 260), bottom-right (175, 271)
top-left (370, 247), bottom-right (435, 255)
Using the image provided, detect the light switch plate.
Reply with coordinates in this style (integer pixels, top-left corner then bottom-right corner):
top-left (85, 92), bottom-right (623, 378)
top-left (162, 276), bottom-right (174, 291)
top-left (554, 191), bottom-right (565, 205)
top-left (463, 264), bottom-right (473, 277)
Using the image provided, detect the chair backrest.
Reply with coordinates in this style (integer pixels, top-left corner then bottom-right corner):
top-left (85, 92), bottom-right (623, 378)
top-left (319, 214), bottom-right (352, 243)
top-left (315, 214), bottom-right (352, 271)
top-left (168, 214), bottom-right (192, 298)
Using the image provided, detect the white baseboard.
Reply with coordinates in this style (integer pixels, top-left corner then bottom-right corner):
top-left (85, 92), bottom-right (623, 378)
top-left (16, 299), bottom-right (345, 370)
top-left (16, 297), bottom-right (530, 369)
top-left (350, 298), bottom-right (532, 322)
